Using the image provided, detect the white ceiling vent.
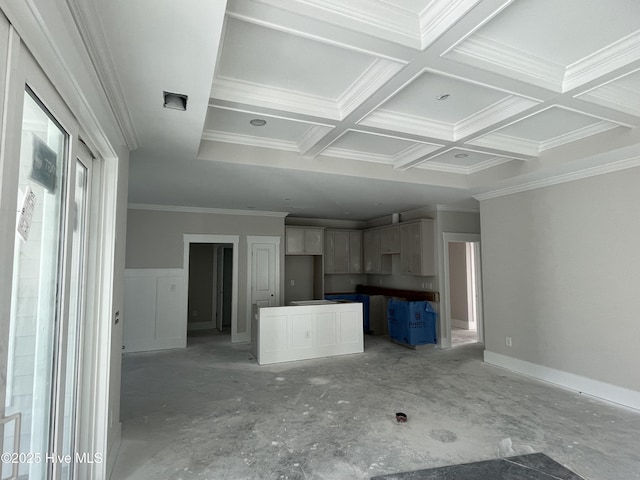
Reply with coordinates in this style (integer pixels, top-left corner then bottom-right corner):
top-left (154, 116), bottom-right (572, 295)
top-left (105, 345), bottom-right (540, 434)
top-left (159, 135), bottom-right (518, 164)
top-left (163, 91), bottom-right (188, 111)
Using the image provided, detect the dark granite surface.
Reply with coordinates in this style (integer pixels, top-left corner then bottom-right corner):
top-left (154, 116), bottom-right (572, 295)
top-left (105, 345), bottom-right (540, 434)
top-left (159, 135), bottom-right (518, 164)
top-left (371, 453), bottom-right (585, 480)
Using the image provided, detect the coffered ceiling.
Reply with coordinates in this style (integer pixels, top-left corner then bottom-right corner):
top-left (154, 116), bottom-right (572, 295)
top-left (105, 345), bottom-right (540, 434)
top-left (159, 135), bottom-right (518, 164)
top-left (74, 0), bottom-right (640, 219)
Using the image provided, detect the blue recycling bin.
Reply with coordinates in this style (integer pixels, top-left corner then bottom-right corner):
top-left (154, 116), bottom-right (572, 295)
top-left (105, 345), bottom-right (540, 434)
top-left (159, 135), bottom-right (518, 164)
top-left (387, 299), bottom-right (437, 346)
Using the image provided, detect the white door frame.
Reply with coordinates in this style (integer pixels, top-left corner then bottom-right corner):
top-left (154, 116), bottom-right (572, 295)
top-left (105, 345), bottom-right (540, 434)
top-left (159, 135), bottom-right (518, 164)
top-left (442, 233), bottom-right (484, 347)
top-left (183, 235), bottom-right (239, 342)
top-left (246, 236), bottom-right (281, 344)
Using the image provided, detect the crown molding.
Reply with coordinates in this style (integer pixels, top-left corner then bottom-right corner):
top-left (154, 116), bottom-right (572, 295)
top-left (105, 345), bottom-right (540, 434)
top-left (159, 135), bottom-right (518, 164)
top-left (469, 131), bottom-right (540, 157)
top-left (338, 58), bottom-right (405, 118)
top-left (255, 0), bottom-right (421, 49)
top-left (66, 0), bottom-right (139, 150)
top-left (201, 130), bottom-right (299, 152)
top-left (319, 146), bottom-right (392, 164)
top-left (128, 203), bottom-right (290, 217)
top-left (416, 156), bottom-right (512, 174)
top-left (211, 76), bottom-right (340, 119)
top-left (577, 77), bottom-right (640, 118)
top-left (361, 109), bottom-right (453, 140)
top-left (474, 155), bottom-right (640, 201)
top-left (448, 34), bottom-right (565, 92)
top-left (418, 0), bottom-right (480, 49)
top-left (297, 124), bottom-right (334, 155)
top-left (539, 121), bottom-right (619, 152)
top-left (455, 96), bottom-right (540, 140)
top-left (564, 30), bottom-right (640, 92)
top-left (393, 143), bottom-right (442, 169)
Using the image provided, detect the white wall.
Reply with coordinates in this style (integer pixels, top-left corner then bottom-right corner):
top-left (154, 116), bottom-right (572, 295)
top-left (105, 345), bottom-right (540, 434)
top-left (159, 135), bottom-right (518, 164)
top-left (481, 167), bottom-right (640, 407)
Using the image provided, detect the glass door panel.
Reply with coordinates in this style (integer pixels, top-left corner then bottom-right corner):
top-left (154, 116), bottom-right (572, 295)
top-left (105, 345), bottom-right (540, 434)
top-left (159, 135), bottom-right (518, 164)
top-left (3, 88), bottom-right (68, 479)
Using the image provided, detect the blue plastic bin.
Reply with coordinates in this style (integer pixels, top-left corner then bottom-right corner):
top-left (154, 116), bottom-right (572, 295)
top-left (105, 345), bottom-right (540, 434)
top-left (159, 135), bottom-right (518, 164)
top-left (387, 299), bottom-right (437, 346)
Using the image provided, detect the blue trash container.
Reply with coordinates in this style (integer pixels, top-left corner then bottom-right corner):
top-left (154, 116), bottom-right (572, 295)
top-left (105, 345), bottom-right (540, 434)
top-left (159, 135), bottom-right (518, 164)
top-left (387, 299), bottom-right (437, 346)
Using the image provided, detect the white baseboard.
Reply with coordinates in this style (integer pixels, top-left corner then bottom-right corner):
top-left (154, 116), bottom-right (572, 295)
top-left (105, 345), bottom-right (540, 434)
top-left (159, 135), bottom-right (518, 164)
top-left (484, 350), bottom-right (640, 411)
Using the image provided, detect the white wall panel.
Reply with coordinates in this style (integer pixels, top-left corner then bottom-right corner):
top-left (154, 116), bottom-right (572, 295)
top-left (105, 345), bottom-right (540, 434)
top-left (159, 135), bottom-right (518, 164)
top-left (123, 269), bottom-right (186, 352)
top-left (256, 303), bottom-right (363, 365)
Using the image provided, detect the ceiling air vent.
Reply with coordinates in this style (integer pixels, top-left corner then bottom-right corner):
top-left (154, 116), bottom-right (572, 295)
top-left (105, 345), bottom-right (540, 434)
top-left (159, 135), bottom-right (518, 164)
top-left (163, 91), bottom-right (188, 111)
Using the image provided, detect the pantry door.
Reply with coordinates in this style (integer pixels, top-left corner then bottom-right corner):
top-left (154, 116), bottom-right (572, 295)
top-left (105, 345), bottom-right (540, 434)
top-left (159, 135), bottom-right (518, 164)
top-left (0, 29), bottom-right (93, 480)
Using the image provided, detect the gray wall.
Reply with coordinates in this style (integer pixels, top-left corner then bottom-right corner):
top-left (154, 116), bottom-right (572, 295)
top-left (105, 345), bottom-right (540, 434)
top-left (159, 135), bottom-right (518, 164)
top-left (480, 167), bottom-right (640, 392)
top-left (285, 256), bottom-right (315, 303)
top-left (188, 243), bottom-right (215, 323)
top-left (449, 242), bottom-right (469, 326)
top-left (125, 209), bottom-right (285, 336)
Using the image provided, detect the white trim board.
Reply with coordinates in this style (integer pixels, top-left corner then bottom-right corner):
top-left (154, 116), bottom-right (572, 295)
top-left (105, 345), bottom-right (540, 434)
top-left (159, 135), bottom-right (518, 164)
top-left (474, 156), bottom-right (640, 201)
top-left (129, 203), bottom-right (289, 217)
top-left (484, 350), bottom-right (640, 412)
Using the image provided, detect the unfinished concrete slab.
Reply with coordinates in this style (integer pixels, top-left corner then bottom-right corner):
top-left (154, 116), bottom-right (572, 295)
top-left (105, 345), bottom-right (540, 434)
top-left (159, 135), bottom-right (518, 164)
top-left (112, 335), bottom-right (640, 479)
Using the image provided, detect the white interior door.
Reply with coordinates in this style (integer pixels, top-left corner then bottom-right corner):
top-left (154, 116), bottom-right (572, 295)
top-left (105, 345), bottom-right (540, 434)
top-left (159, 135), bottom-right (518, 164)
top-left (251, 242), bottom-right (278, 308)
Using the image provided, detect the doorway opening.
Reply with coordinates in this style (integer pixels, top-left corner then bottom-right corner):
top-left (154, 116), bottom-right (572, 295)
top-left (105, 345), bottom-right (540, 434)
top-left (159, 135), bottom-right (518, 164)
top-left (183, 234), bottom-right (239, 343)
top-left (443, 233), bottom-right (483, 348)
top-left (187, 243), bottom-right (233, 341)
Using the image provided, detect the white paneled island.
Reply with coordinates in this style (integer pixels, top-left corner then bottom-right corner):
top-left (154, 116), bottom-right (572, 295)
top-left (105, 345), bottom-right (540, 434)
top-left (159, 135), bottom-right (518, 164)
top-left (252, 301), bottom-right (364, 365)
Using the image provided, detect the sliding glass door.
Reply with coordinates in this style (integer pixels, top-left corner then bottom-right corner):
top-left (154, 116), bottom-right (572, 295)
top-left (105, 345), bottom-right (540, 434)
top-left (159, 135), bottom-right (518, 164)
top-left (1, 41), bottom-right (93, 480)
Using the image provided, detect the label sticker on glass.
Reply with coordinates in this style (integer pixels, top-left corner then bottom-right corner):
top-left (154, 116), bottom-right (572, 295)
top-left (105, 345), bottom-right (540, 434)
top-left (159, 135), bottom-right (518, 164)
top-left (17, 186), bottom-right (36, 241)
top-left (31, 135), bottom-right (57, 192)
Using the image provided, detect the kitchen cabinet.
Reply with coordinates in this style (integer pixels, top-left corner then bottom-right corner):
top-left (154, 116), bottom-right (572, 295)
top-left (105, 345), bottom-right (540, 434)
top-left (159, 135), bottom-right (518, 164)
top-left (363, 229), bottom-right (391, 274)
top-left (286, 226), bottom-right (324, 255)
top-left (379, 225), bottom-right (400, 254)
top-left (399, 219), bottom-right (435, 276)
top-left (324, 229), bottom-right (362, 274)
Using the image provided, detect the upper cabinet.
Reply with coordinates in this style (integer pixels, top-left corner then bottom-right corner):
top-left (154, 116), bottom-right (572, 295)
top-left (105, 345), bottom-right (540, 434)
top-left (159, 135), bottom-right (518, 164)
top-left (363, 229), bottom-right (391, 274)
top-left (324, 229), bottom-right (362, 274)
top-left (399, 219), bottom-right (435, 276)
top-left (379, 225), bottom-right (400, 254)
top-left (286, 226), bottom-right (324, 255)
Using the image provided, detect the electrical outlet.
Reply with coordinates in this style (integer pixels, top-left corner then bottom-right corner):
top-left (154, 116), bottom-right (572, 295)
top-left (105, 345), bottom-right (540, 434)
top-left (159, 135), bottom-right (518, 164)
top-left (290, 279), bottom-right (295, 286)
top-left (506, 337), bottom-right (513, 347)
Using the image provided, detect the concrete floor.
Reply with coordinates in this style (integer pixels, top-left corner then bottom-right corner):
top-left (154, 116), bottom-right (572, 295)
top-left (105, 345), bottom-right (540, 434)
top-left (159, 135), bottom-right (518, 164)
top-left (112, 334), bottom-right (640, 480)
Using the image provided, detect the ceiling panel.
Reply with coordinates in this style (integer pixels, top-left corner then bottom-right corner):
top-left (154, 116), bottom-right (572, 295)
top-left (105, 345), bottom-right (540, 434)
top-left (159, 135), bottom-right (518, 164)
top-left (417, 148), bottom-right (515, 174)
top-left (477, 0), bottom-right (640, 65)
top-left (321, 130), bottom-right (441, 164)
top-left (375, 71), bottom-right (509, 123)
top-left (216, 17), bottom-right (373, 99)
top-left (577, 69), bottom-right (640, 118)
top-left (446, 0), bottom-right (640, 92)
top-left (469, 107), bottom-right (621, 155)
top-left (379, 0), bottom-right (432, 14)
top-left (205, 107), bottom-right (314, 142)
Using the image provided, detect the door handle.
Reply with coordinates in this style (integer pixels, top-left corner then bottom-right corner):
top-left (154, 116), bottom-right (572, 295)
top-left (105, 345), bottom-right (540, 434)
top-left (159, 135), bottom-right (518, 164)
top-left (1, 412), bottom-right (21, 480)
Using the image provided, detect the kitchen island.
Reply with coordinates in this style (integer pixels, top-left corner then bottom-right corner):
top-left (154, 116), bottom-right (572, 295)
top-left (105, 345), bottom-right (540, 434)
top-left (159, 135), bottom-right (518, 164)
top-left (252, 300), bottom-right (364, 365)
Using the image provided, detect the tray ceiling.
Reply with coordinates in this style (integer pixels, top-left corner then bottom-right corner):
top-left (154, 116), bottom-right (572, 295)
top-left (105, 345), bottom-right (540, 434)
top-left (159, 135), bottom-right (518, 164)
top-left (76, 0), bottom-right (640, 219)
